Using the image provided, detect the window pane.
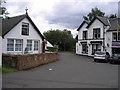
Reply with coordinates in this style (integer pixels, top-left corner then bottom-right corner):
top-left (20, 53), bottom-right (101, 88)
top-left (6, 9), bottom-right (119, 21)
top-left (27, 40), bottom-right (32, 51)
top-left (112, 33), bottom-right (117, 41)
top-left (8, 39), bottom-right (14, 44)
top-left (93, 28), bottom-right (100, 39)
top-left (15, 40), bottom-right (23, 51)
top-left (7, 39), bottom-right (14, 51)
top-left (118, 32), bottom-right (120, 40)
top-left (34, 41), bottom-right (39, 51)
top-left (22, 23), bottom-right (29, 35)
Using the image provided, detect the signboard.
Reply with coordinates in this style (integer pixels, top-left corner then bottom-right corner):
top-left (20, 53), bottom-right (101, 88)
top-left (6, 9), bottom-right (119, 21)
top-left (112, 42), bottom-right (120, 46)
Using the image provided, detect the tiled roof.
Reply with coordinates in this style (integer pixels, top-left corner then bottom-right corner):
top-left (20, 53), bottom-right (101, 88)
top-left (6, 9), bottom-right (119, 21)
top-left (77, 16), bottom-right (120, 31)
top-left (109, 18), bottom-right (120, 30)
top-left (2, 14), bottom-right (44, 40)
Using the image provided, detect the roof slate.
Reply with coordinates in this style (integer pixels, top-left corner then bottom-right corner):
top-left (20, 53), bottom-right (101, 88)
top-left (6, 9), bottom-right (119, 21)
top-left (2, 14), bottom-right (26, 36)
top-left (77, 16), bottom-right (120, 31)
top-left (2, 14), bottom-right (44, 40)
top-left (109, 18), bottom-right (120, 30)
top-left (86, 16), bottom-right (110, 28)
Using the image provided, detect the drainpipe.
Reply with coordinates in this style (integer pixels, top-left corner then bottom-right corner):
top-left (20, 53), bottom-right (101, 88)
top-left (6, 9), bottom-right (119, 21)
top-left (103, 26), bottom-right (106, 51)
top-left (42, 41), bottom-right (47, 53)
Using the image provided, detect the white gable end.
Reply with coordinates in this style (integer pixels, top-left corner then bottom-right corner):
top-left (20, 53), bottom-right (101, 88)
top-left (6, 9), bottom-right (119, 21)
top-left (78, 23), bottom-right (88, 40)
top-left (2, 17), bottom-right (43, 54)
top-left (88, 19), bottom-right (104, 39)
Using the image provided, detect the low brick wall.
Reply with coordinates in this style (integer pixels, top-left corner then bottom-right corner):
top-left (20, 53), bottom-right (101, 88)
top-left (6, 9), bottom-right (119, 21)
top-left (2, 53), bottom-right (58, 70)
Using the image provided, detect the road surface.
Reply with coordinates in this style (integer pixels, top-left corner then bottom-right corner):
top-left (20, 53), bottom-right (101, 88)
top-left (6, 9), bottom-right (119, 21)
top-left (2, 53), bottom-right (118, 88)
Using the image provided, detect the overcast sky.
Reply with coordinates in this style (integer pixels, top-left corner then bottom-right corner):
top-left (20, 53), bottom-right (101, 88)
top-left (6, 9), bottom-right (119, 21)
top-left (2, 0), bottom-right (119, 37)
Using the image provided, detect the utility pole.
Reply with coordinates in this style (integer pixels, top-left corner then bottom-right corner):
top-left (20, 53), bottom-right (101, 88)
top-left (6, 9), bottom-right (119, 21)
top-left (118, 1), bottom-right (120, 18)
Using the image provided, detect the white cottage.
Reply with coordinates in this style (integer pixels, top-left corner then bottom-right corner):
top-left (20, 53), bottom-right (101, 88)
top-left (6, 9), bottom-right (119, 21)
top-left (76, 16), bottom-right (120, 56)
top-left (2, 13), bottom-right (45, 54)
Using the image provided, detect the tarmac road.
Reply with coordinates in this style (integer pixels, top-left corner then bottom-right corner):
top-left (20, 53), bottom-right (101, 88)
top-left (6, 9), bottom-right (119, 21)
top-left (2, 53), bottom-right (118, 88)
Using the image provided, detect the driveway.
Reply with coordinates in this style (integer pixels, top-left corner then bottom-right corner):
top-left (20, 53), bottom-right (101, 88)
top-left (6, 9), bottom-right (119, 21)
top-left (2, 53), bottom-right (118, 88)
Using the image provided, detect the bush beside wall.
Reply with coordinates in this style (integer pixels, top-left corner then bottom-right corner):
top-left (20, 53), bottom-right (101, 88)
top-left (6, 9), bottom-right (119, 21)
top-left (2, 53), bottom-right (58, 70)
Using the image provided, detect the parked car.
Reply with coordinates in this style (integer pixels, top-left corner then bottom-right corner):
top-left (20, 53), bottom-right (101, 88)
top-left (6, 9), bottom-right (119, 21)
top-left (109, 54), bottom-right (120, 64)
top-left (94, 51), bottom-right (110, 62)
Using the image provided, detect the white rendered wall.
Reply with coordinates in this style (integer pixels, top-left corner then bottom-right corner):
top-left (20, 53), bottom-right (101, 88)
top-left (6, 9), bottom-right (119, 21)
top-left (2, 18), bottom-right (43, 54)
top-left (88, 19), bottom-right (104, 39)
top-left (105, 31), bottom-right (112, 56)
top-left (77, 22), bottom-right (88, 55)
top-left (78, 23), bottom-right (88, 40)
top-left (76, 19), bottom-right (109, 56)
top-left (0, 36), bottom-right (2, 66)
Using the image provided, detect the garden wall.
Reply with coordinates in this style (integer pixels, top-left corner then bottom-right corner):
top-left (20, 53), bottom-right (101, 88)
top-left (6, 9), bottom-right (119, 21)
top-left (2, 53), bottom-right (58, 70)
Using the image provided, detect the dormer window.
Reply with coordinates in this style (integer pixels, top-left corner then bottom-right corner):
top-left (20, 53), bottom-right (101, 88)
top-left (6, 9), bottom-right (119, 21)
top-left (22, 22), bottom-right (29, 35)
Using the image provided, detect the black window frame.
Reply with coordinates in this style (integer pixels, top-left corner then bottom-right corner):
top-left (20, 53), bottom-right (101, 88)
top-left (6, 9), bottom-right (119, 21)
top-left (93, 28), bottom-right (100, 39)
top-left (82, 43), bottom-right (88, 54)
top-left (112, 32), bottom-right (120, 41)
top-left (21, 22), bottom-right (29, 35)
top-left (83, 31), bottom-right (87, 40)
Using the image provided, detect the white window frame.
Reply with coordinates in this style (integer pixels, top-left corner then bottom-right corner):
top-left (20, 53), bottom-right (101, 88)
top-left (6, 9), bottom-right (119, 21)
top-left (27, 40), bottom-right (32, 51)
top-left (7, 39), bottom-right (14, 51)
top-left (7, 39), bottom-right (23, 51)
top-left (34, 40), bottom-right (39, 51)
top-left (83, 31), bottom-right (87, 40)
top-left (15, 39), bottom-right (23, 51)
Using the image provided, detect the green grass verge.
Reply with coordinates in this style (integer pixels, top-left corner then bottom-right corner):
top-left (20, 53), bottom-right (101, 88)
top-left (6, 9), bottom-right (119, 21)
top-left (59, 51), bottom-right (75, 54)
top-left (0, 67), bottom-right (18, 73)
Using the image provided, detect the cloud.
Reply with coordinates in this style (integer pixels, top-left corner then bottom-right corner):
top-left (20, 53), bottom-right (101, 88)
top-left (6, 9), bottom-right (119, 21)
top-left (3, 0), bottom-right (119, 37)
top-left (43, 1), bottom-right (118, 29)
top-left (3, 0), bottom-right (30, 16)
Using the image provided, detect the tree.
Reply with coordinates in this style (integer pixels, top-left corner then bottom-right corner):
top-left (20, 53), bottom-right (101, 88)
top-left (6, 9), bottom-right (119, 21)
top-left (0, 0), bottom-right (9, 18)
top-left (43, 29), bottom-right (76, 51)
top-left (106, 14), bottom-right (117, 18)
top-left (83, 7), bottom-right (105, 21)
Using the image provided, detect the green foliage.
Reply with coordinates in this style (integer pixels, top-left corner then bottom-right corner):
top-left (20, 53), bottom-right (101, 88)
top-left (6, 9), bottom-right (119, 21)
top-left (83, 7), bottom-right (105, 21)
top-left (0, 67), bottom-right (17, 73)
top-left (0, 0), bottom-right (9, 18)
top-left (106, 14), bottom-right (117, 18)
top-left (43, 29), bottom-right (76, 51)
top-left (47, 47), bottom-right (58, 52)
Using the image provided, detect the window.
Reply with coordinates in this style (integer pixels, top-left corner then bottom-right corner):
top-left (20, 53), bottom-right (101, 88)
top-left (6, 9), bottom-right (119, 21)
top-left (27, 40), bottom-right (32, 51)
top-left (34, 41), bottom-right (39, 51)
top-left (112, 32), bottom-right (120, 41)
top-left (92, 44), bottom-right (101, 55)
top-left (22, 22), bottom-right (29, 35)
top-left (82, 43), bottom-right (88, 54)
top-left (83, 31), bottom-right (87, 40)
top-left (93, 28), bottom-right (100, 39)
top-left (7, 39), bottom-right (14, 51)
top-left (112, 33), bottom-right (117, 41)
top-left (15, 40), bottom-right (23, 51)
top-left (118, 32), bottom-right (120, 41)
top-left (7, 39), bottom-right (23, 51)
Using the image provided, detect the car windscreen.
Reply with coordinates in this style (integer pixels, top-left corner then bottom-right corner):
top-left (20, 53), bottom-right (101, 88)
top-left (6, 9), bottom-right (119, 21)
top-left (95, 52), bottom-right (105, 55)
top-left (113, 54), bottom-right (120, 57)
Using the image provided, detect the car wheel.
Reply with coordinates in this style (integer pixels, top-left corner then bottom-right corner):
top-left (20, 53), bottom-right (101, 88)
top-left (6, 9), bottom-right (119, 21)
top-left (94, 59), bottom-right (97, 62)
top-left (110, 61), bottom-right (114, 64)
top-left (105, 59), bottom-right (109, 63)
